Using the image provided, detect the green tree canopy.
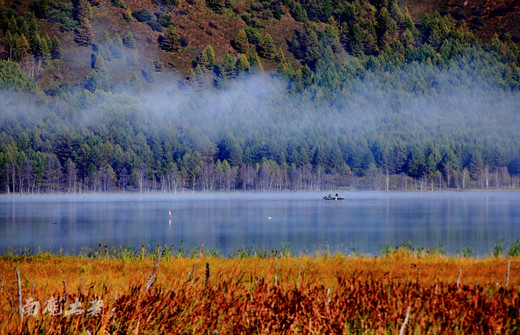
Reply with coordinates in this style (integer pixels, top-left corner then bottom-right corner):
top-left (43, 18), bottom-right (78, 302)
top-left (159, 25), bottom-right (181, 52)
top-left (258, 33), bottom-right (276, 59)
top-left (0, 60), bottom-right (37, 92)
top-left (234, 29), bottom-right (250, 54)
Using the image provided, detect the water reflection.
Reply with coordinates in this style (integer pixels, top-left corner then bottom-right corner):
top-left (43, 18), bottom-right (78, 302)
top-left (1, 192), bottom-right (519, 256)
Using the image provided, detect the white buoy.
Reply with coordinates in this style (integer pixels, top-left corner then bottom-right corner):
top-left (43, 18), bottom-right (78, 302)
top-left (268, 217), bottom-right (272, 220)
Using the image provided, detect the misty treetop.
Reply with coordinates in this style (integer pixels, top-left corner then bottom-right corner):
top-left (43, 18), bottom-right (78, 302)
top-left (1, 0), bottom-right (520, 192)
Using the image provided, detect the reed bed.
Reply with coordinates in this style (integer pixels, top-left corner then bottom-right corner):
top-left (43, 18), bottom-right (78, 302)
top-left (1, 247), bottom-right (520, 334)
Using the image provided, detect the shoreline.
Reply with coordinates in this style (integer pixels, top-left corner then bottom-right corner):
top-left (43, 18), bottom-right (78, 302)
top-left (1, 188), bottom-right (519, 196)
top-left (2, 238), bottom-right (519, 259)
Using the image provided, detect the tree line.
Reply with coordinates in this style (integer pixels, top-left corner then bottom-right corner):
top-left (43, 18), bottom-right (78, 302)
top-left (1, 61), bottom-right (519, 193)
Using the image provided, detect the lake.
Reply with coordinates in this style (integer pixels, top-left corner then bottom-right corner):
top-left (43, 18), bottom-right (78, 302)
top-left (1, 192), bottom-right (519, 256)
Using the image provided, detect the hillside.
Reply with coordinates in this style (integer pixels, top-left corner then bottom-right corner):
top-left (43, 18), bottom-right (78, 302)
top-left (401, 0), bottom-right (520, 42)
top-left (1, 0), bottom-right (519, 90)
top-left (2, 0), bottom-right (308, 89)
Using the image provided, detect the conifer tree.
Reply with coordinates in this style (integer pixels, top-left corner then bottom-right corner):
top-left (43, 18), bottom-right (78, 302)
top-left (277, 62), bottom-right (293, 79)
top-left (275, 47), bottom-right (285, 63)
top-left (235, 54), bottom-right (250, 73)
top-left (0, 60), bottom-right (37, 92)
top-left (205, 0), bottom-right (225, 13)
top-left (5, 31), bottom-right (14, 61)
top-left (349, 23), bottom-right (365, 55)
top-left (17, 22), bottom-right (28, 38)
top-left (92, 53), bottom-right (106, 71)
top-left (403, 7), bottom-right (415, 32)
top-left (31, 33), bottom-right (50, 60)
top-left (339, 22), bottom-right (350, 46)
top-left (50, 36), bottom-right (62, 59)
top-left (192, 63), bottom-right (207, 87)
top-left (400, 28), bottom-right (415, 49)
top-left (18, 34), bottom-right (31, 61)
top-left (300, 64), bottom-right (313, 87)
top-left (204, 45), bottom-right (215, 69)
top-left (233, 29), bottom-right (249, 54)
top-left (73, 0), bottom-right (93, 46)
top-left (292, 2), bottom-right (308, 22)
top-left (110, 33), bottom-right (124, 58)
top-left (468, 151), bottom-right (484, 182)
top-left (126, 52), bottom-right (137, 66)
top-left (248, 50), bottom-right (263, 73)
top-left (194, 46), bottom-right (215, 72)
top-left (195, 51), bottom-right (209, 70)
top-left (96, 44), bottom-right (112, 62)
top-left (32, 0), bottom-right (51, 18)
top-left (258, 33), bottom-right (276, 59)
top-left (42, 35), bottom-right (51, 59)
top-left (361, 21), bottom-right (378, 55)
top-left (6, 32), bottom-right (30, 62)
top-left (127, 73), bottom-right (142, 93)
top-left (99, 31), bottom-right (110, 44)
top-left (159, 25), bottom-right (181, 52)
top-left (26, 12), bottom-right (39, 36)
top-left (6, 16), bottom-right (18, 34)
top-left (29, 32), bottom-right (41, 55)
top-left (123, 7), bottom-right (133, 22)
top-left (221, 51), bottom-right (235, 77)
top-left (302, 29), bottom-right (320, 66)
top-left (420, 14), bottom-right (431, 43)
top-left (247, 48), bottom-right (264, 72)
top-left (123, 31), bottom-right (135, 48)
top-left (84, 68), bottom-right (112, 92)
top-left (379, 8), bottom-right (398, 47)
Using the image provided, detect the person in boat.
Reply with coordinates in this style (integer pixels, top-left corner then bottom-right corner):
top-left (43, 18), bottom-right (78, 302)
top-left (335, 193), bottom-right (338, 199)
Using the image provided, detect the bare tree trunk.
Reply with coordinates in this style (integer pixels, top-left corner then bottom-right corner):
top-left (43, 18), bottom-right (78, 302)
top-left (11, 163), bottom-right (17, 194)
top-left (483, 165), bottom-right (489, 190)
top-left (461, 168), bottom-right (469, 189)
top-left (67, 160), bottom-right (77, 193)
top-left (137, 164), bottom-right (147, 193)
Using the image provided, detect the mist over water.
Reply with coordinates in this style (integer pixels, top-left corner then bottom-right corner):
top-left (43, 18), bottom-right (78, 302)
top-left (1, 192), bottom-right (519, 256)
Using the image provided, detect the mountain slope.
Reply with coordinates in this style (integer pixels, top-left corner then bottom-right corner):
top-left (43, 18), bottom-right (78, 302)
top-left (2, 0), bottom-right (519, 90)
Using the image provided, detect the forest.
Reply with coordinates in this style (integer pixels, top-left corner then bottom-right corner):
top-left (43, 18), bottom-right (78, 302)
top-left (0, 0), bottom-right (520, 193)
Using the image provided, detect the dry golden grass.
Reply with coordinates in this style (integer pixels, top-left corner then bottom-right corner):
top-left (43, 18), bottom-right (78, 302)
top-left (1, 251), bottom-right (520, 333)
top-left (2, 252), bottom-right (518, 294)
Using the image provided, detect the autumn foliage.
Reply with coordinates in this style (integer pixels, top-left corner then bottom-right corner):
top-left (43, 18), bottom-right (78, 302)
top-left (1, 253), bottom-right (520, 334)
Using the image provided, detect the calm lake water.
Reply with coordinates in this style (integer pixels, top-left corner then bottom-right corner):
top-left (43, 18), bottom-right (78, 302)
top-left (1, 192), bottom-right (519, 256)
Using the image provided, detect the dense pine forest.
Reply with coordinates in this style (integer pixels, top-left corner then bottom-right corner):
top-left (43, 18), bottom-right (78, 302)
top-left (0, 0), bottom-right (520, 193)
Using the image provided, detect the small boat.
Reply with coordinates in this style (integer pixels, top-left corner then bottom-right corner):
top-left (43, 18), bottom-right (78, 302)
top-left (323, 195), bottom-right (345, 200)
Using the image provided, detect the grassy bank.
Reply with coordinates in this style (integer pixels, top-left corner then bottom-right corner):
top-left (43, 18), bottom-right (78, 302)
top-left (1, 248), bottom-right (520, 333)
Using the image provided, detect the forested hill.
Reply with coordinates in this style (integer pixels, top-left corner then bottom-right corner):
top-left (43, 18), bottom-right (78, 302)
top-left (0, 0), bottom-right (520, 193)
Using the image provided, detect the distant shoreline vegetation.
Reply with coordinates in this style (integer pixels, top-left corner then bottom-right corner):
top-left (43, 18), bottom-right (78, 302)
top-left (0, 167), bottom-right (518, 194)
top-left (3, 240), bottom-right (520, 259)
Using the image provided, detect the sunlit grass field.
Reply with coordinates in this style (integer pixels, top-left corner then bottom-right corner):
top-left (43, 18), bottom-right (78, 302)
top-left (1, 245), bottom-right (520, 333)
